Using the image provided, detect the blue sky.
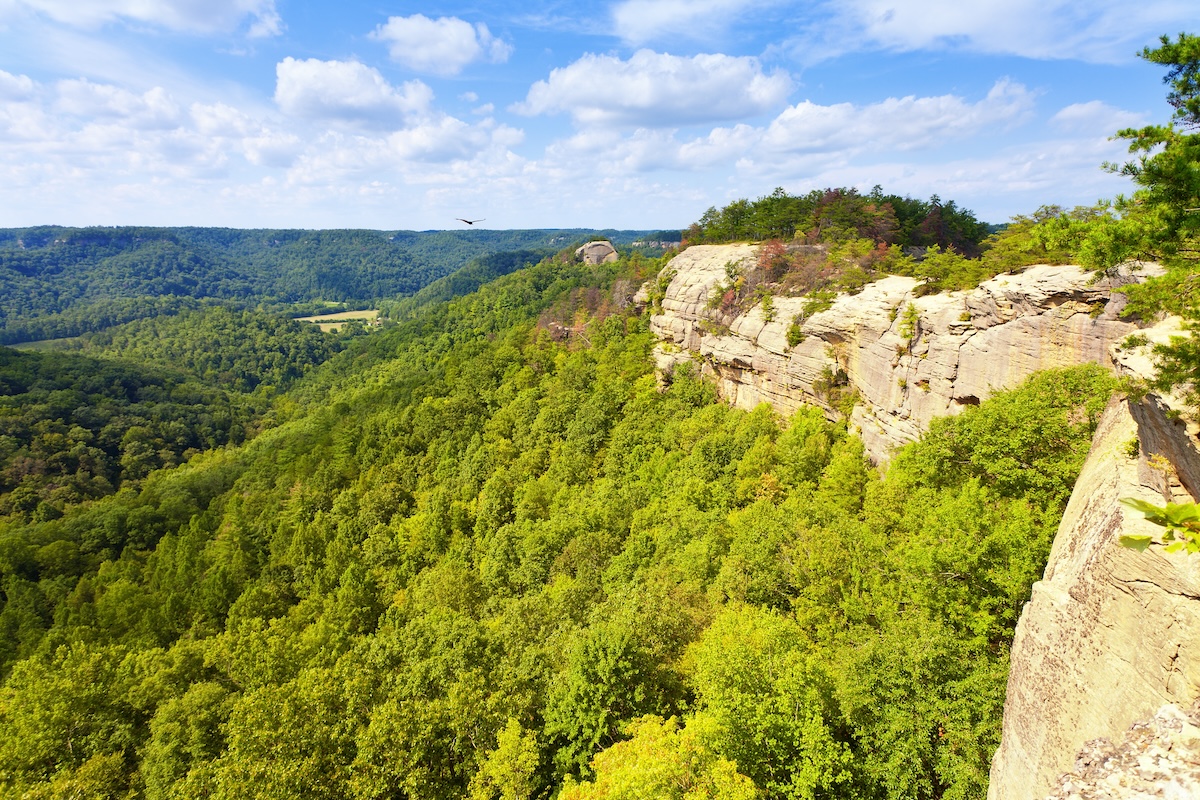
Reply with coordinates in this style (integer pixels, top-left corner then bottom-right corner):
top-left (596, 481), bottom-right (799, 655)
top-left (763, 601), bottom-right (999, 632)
top-left (0, 1), bottom-right (1193, 231)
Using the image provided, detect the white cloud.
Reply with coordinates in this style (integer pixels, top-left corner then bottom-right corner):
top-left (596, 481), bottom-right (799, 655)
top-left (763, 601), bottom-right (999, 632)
top-left (514, 49), bottom-right (792, 127)
top-left (1050, 101), bottom-right (1145, 134)
top-left (760, 79), bottom-right (1035, 155)
top-left (190, 102), bottom-right (253, 137)
top-left (55, 79), bottom-right (181, 129)
top-left (389, 117), bottom-right (501, 161)
top-left (241, 131), bottom-right (303, 168)
top-left (0, 69), bottom-right (36, 100)
top-left (10, 0), bottom-right (282, 36)
top-left (534, 79), bottom-right (1035, 183)
top-left (0, 66), bottom-right (532, 228)
top-left (754, 134), bottom-right (1136, 223)
top-left (370, 14), bottom-right (512, 77)
top-left (544, 123), bottom-right (760, 175)
top-left (274, 58), bottom-right (433, 126)
top-left (611, 0), bottom-right (779, 45)
top-left (796, 0), bottom-right (1196, 63)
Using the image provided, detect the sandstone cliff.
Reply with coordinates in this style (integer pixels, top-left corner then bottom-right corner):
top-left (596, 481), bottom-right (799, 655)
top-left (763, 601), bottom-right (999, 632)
top-left (987, 395), bottom-right (1200, 799)
top-left (647, 244), bottom-right (1158, 462)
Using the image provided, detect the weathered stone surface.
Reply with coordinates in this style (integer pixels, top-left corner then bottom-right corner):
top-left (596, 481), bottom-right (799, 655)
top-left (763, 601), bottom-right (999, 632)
top-left (1044, 702), bottom-right (1200, 800)
top-left (987, 396), bottom-right (1200, 800)
top-left (648, 243), bottom-right (1159, 462)
top-left (576, 240), bottom-right (619, 265)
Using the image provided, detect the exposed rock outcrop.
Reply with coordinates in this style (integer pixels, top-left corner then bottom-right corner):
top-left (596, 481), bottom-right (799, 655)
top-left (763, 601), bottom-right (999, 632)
top-left (648, 243), bottom-right (1161, 462)
top-left (576, 240), bottom-right (619, 265)
top-left (987, 396), bottom-right (1200, 800)
top-left (1044, 702), bottom-right (1200, 800)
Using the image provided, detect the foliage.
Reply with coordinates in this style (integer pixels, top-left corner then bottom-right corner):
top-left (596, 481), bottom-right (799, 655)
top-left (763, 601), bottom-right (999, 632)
top-left (0, 346), bottom-right (249, 521)
top-left (898, 303), bottom-right (920, 341)
top-left (559, 715), bottom-right (759, 800)
top-left (0, 226), bottom-right (1116, 800)
top-left (786, 315), bottom-right (806, 348)
top-left (1033, 35), bottom-right (1200, 409)
top-left (1119, 497), bottom-right (1200, 553)
top-left (71, 306), bottom-right (348, 393)
top-left (686, 186), bottom-right (992, 256)
top-left (0, 227), bottom-right (656, 344)
top-left (0, 137), bottom-right (1141, 799)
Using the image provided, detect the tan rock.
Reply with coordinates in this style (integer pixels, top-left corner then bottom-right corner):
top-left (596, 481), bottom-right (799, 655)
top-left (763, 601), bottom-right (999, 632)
top-left (1042, 702), bottom-right (1200, 800)
top-left (575, 240), bottom-right (619, 265)
top-left (648, 243), bottom-right (1161, 462)
top-left (987, 396), bottom-right (1200, 800)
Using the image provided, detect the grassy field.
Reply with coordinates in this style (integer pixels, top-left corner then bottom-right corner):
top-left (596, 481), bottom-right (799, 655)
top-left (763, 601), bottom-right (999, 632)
top-left (294, 309), bottom-right (380, 332)
top-left (8, 336), bottom-right (83, 352)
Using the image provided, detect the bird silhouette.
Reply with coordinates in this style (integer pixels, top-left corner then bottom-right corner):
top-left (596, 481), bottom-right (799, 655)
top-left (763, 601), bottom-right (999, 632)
top-left (456, 218), bottom-right (485, 225)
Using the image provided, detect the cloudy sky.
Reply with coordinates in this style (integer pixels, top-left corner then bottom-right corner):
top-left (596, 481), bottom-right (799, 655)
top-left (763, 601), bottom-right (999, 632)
top-left (0, 1), bottom-right (1191, 231)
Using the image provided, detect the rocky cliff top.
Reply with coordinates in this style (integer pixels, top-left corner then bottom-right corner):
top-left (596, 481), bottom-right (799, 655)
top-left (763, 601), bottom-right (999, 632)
top-left (647, 243), bottom-right (1167, 462)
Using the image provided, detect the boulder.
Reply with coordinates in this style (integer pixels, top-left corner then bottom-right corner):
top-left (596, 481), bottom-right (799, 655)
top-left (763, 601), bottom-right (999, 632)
top-left (576, 240), bottom-right (619, 265)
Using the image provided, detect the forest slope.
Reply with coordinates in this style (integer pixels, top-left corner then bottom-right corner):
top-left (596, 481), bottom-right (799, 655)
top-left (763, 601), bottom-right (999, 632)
top-left (0, 226), bottom-right (656, 344)
top-left (0, 249), bottom-right (1117, 800)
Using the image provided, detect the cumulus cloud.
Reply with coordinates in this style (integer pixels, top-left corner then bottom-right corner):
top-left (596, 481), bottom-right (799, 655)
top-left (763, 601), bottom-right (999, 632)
top-left (793, 0), bottom-right (1195, 63)
top-left (1050, 101), bottom-right (1145, 134)
top-left (536, 79), bottom-right (1035, 182)
top-left (370, 14), bottom-right (512, 77)
top-left (759, 79), bottom-right (1035, 155)
top-left (0, 66), bottom-right (533, 228)
top-left (11, 0), bottom-right (282, 36)
top-left (0, 69), bottom-right (36, 100)
top-left (274, 57), bottom-right (433, 126)
top-left (389, 117), bottom-right (512, 161)
top-left (241, 131), bottom-right (304, 168)
top-left (55, 79), bottom-right (181, 129)
top-left (545, 124), bottom-right (759, 174)
top-left (514, 49), bottom-right (792, 127)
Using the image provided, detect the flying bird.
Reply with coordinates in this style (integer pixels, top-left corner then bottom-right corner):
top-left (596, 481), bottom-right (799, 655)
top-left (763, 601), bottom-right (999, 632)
top-left (456, 218), bottom-right (485, 225)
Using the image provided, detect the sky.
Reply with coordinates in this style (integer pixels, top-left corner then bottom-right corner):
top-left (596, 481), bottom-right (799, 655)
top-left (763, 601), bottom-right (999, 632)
top-left (0, 1), bottom-right (1193, 231)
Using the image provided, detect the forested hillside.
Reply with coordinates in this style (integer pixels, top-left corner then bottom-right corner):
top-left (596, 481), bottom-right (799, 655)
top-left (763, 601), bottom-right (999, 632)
top-left (0, 31), bottom-right (1196, 800)
top-left (0, 244), bottom-right (1117, 799)
top-left (0, 227), bottom-right (653, 344)
top-left (0, 306), bottom-right (362, 525)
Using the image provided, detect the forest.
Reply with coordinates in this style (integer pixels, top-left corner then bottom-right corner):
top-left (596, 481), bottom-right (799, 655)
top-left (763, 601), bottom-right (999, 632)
top-left (0, 31), bottom-right (1197, 800)
top-left (0, 227), bottom-right (658, 345)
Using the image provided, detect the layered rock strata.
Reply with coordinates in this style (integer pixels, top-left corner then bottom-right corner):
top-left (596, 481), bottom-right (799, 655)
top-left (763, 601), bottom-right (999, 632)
top-left (648, 244), bottom-right (1157, 462)
top-left (987, 396), bottom-right (1200, 800)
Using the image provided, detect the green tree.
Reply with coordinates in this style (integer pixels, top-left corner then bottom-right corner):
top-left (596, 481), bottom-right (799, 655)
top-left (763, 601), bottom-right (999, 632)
top-left (559, 715), bottom-right (758, 800)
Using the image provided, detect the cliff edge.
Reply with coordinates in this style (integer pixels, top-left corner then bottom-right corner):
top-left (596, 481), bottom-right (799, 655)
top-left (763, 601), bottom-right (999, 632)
top-left (988, 396), bottom-right (1200, 800)
top-left (647, 243), bottom-right (1159, 462)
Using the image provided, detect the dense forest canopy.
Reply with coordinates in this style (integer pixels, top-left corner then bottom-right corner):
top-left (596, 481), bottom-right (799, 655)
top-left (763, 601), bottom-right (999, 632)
top-left (0, 227), bottom-right (660, 345)
top-left (686, 186), bottom-right (995, 256)
top-left (0, 30), bottom-right (1196, 800)
top-left (0, 246), bottom-right (1116, 799)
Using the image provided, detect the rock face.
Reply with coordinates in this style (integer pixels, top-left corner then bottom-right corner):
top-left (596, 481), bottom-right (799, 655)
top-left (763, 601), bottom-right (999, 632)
top-left (576, 240), bottom-right (619, 265)
top-left (648, 243), bottom-right (1157, 462)
top-left (987, 396), bottom-right (1200, 800)
top-left (1044, 702), bottom-right (1200, 800)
